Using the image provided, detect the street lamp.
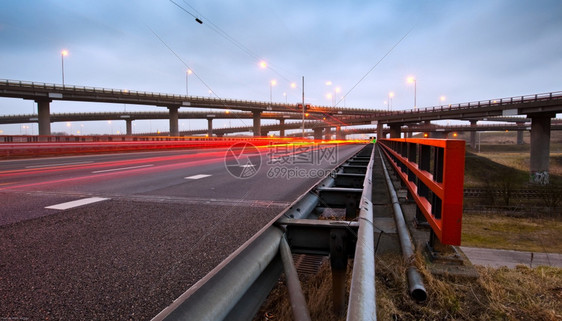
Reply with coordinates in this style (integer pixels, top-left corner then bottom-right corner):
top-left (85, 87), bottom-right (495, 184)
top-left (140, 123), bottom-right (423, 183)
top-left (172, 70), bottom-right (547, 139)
top-left (335, 87), bottom-right (341, 106)
top-left (269, 79), bottom-right (277, 105)
top-left (388, 91), bottom-right (395, 111)
top-left (326, 93), bottom-right (333, 106)
top-left (407, 76), bottom-right (416, 109)
top-left (61, 50), bottom-right (69, 86)
top-left (186, 69), bottom-right (192, 95)
top-left (440, 95), bottom-right (446, 105)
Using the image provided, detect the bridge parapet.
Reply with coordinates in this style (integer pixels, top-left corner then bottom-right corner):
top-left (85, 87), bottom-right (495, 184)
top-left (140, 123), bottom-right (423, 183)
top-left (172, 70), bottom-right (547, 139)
top-left (378, 138), bottom-right (465, 245)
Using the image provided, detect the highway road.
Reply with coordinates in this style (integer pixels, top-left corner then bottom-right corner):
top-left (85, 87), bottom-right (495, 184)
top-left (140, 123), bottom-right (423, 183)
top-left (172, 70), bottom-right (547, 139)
top-left (0, 142), bottom-right (364, 320)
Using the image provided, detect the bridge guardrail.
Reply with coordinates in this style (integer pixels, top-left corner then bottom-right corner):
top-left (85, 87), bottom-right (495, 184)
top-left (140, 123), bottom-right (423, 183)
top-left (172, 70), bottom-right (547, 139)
top-left (378, 138), bottom-right (465, 245)
top-left (0, 135), bottom-right (306, 158)
top-left (373, 91), bottom-right (562, 118)
top-left (0, 79), bottom-right (377, 114)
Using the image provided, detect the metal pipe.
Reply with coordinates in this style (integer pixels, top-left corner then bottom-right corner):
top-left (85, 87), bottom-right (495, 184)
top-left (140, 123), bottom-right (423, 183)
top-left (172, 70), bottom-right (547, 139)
top-left (379, 147), bottom-right (428, 302)
top-left (347, 144), bottom-right (377, 321)
top-left (279, 236), bottom-right (312, 321)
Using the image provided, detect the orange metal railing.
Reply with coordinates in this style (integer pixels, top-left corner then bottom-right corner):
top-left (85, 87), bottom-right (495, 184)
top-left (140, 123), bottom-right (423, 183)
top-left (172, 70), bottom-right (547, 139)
top-left (378, 138), bottom-right (465, 245)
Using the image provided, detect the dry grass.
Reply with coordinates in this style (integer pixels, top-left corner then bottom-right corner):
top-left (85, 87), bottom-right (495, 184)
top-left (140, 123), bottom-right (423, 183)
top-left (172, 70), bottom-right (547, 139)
top-left (256, 254), bottom-right (562, 321)
top-left (461, 213), bottom-right (562, 253)
top-left (255, 262), bottom-right (350, 321)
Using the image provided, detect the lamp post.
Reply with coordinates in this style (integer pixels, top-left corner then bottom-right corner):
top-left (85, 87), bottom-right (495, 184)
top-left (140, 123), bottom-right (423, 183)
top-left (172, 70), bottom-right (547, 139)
top-left (269, 79), bottom-right (277, 106)
top-left (186, 69), bottom-right (192, 95)
top-left (407, 76), bottom-right (416, 109)
top-left (440, 95), bottom-right (446, 106)
top-left (61, 50), bottom-right (68, 86)
top-left (335, 87), bottom-right (341, 106)
top-left (388, 91), bottom-right (395, 111)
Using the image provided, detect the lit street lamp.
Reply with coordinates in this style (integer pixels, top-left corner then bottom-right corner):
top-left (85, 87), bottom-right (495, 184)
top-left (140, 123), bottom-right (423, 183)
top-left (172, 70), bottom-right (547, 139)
top-left (407, 76), bottom-right (416, 109)
top-left (186, 69), bottom-right (192, 95)
top-left (269, 79), bottom-right (277, 105)
top-left (388, 91), bottom-right (395, 111)
top-left (61, 50), bottom-right (69, 86)
top-left (440, 95), bottom-right (446, 105)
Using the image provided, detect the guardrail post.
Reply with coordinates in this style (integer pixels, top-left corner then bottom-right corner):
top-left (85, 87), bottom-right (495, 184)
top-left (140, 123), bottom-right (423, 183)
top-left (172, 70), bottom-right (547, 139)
top-left (329, 229), bottom-right (348, 316)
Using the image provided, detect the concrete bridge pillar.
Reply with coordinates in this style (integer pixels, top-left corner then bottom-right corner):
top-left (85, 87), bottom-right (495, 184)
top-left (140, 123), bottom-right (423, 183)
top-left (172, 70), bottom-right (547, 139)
top-left (516, 122), bottom-right (525, 145)
top-left (168, 106), bottom-right (179, 136)
top-left (279, 119), bottom-right (285, 137)
top-left (207, 118), bottom-right (213, 137)
top-left (126, 119), bottom-right (133, 136)
top-left (324, 128), bottom-right (332, 140)
top-left (529, 113), bottom-right (554, 184)
top-left (252, 111), bottom-right (261, 136)
top-left (313, 128), bottom-right (323, 140)
top-left (336, 126), bottom-right (344, 140)
top-left (389, 123), bottom-right (401, 138)
top-left (376, 124), bottom-right (384, 140)
top-left (36, 99), bottom-right (51, 136)
top-left (469, 120), bottom-right (478, 149)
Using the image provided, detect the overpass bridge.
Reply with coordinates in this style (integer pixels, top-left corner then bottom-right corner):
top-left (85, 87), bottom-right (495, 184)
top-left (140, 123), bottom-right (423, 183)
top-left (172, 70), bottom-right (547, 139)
top-left (1, 78), bottom-right (561, 182)
top-left (0, 79), bottom-right (378, 137)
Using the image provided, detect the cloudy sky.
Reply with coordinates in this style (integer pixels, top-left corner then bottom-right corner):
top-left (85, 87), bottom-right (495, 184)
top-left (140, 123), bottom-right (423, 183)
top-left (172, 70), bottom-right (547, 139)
top-left (1, 0), bottom-right (561, 135)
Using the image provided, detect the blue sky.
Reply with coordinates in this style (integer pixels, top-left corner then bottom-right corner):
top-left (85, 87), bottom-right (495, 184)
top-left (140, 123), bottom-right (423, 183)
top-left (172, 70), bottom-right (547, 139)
top-left (1, 0), bottom-right (561, 135)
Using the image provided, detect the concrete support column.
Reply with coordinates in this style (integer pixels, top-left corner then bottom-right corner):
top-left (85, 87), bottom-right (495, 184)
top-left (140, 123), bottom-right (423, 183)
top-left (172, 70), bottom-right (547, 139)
top-left (389, 123), bottom-right (401, 138)
top-left (207, 118), bottom-right (213, 137)
top-left (469, 120), bottom-right (478, 149)
top-left (376, 124), bottom-right (384, 140)
top-left (516, 122), bottom-right (525, 145)
top-left (126, 119), bottom-right (133, 136)
top-left (252, 111), bottom-right (261, 137)
top-left (324, 128), bottom-right (332, 140)
top-left (36, 100), bottom-right (52, 136)
top-left (279, 119), bottom-right (285, 137)
top-left (313, 128), bottom-right (323, 140)
top-left (168, 106), bottom-right (179, 136)
top-left (529, 113), bottom-right (553, 184)
top-left (336, 126), bottom-right (344, 140)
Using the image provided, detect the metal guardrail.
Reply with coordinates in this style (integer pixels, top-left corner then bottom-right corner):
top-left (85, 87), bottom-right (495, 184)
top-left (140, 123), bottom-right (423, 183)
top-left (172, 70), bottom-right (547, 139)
top-left (0, 135), bottom-right (294, 144)
top-left (0, 136), bottom-right (307, 158)
top-left (151, 144), bottom-right (377, 320)
top-left (373, 91), bottom-right (562, 118)
top-left (378, 138), bottom-right (465, 246)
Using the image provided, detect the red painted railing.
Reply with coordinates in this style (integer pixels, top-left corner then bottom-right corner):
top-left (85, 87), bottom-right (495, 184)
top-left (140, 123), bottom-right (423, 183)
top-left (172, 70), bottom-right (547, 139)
top-left (378, 138), bottom-right (465, 245)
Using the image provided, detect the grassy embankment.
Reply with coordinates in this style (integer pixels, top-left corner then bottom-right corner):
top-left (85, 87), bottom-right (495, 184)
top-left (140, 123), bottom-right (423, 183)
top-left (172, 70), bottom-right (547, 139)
top-left (460, 131), bottom-right (562, 252)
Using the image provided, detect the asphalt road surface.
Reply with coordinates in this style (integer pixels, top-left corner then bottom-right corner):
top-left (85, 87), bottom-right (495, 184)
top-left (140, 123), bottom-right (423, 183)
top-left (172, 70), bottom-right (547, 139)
top-left (0, 142), bottom-right (364, 320)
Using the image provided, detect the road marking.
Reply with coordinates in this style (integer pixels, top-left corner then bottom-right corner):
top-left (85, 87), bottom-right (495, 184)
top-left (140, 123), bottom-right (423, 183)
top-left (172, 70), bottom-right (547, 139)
top-left (25, 161), bottom-right (94, 169)
top-left (45, 197), bottom-right (110, 210)
top-left (92, 164), bottom-right (153, 174)
top-left (185, 174), bottom-right (212, 180)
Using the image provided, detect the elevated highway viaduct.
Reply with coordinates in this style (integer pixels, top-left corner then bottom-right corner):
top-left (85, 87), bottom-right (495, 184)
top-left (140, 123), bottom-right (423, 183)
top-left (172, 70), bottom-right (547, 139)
top-left (1, 79), bottom-right (561, 182)
top-left (0, 79), bottom-right (377, 137)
